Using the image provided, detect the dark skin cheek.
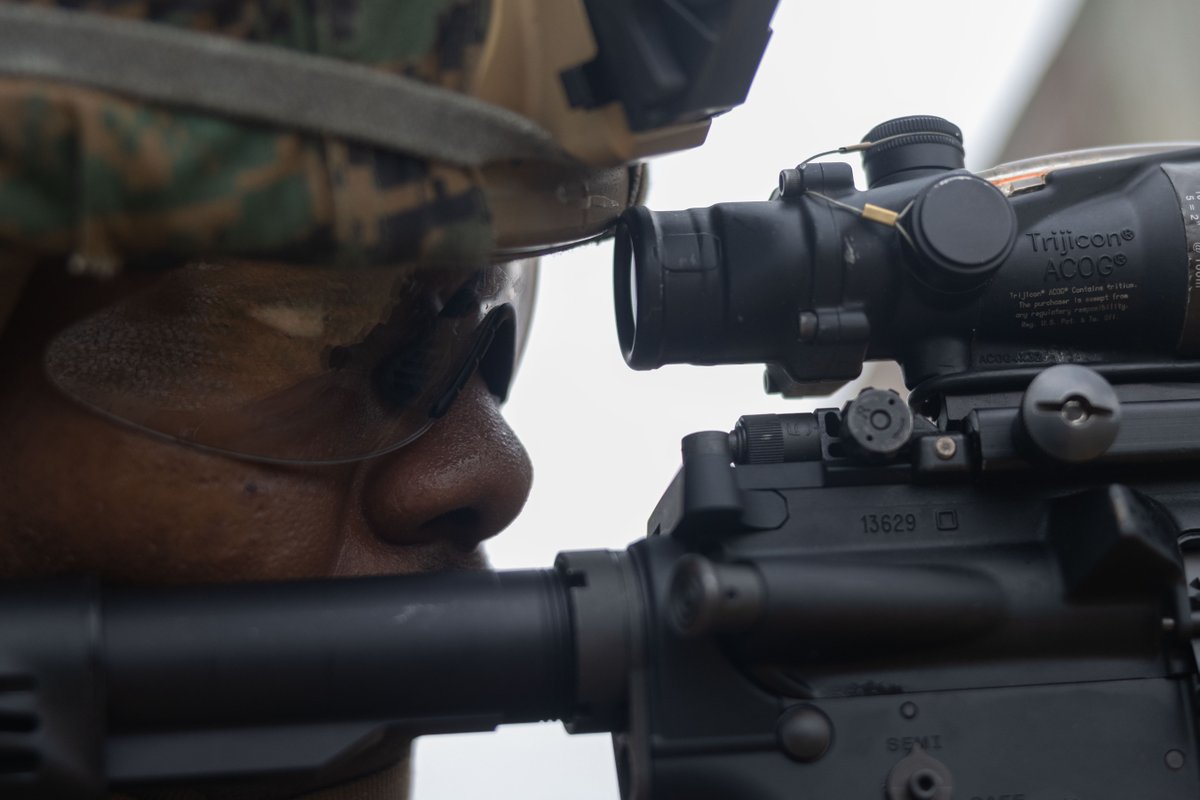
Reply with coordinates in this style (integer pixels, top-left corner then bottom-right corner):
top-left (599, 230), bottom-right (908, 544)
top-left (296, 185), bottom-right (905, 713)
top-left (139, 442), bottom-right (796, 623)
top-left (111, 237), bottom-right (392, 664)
top-left (0, 268), bottom-right (352, 583)
top-left (0, 367), bottom-right (355, 584)
top-left (0, 368), bottom-right (522, 584)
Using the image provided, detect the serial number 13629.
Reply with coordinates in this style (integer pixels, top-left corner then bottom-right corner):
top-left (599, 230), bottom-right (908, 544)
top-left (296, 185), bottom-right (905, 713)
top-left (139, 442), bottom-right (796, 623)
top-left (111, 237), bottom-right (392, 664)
top-left (860, 513), bottom-right (918, 534)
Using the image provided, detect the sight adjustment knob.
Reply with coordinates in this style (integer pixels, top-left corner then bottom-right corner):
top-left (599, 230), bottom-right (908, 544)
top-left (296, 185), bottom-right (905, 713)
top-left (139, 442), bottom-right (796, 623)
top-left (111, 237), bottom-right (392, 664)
top-left (908, 173), bottom-right (1017, 292)
top-left (861, 115), bottom-right (964, 188)
top-left (1019, 365), bottom-right (1122, 463)
top-left (842, 389), bottom-right (913, 462)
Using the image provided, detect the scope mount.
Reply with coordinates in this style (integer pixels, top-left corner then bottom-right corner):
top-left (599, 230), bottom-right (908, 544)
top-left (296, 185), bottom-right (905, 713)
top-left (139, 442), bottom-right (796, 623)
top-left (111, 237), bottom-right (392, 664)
top-left (724, 361), bottom-right (1200, 487)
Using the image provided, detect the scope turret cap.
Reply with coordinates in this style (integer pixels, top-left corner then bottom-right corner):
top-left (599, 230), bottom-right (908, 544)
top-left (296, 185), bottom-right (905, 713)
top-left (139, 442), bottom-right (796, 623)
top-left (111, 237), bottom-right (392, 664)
top-left (908, 174), bottom-right (1018, 293)
top-left (861, 115), bottom-right (965, 188)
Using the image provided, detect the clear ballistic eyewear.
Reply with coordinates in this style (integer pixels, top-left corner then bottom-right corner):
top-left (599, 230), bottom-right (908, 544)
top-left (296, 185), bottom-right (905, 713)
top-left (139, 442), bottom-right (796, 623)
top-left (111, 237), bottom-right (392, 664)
top-left (44, 259), bottom-right (537, 464)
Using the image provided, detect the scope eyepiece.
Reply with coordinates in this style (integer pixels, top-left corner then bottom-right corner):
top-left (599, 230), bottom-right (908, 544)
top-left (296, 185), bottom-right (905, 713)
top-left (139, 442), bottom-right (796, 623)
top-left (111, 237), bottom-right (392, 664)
top-left (615, 205), bottom-right (731, 370)
top-left (615, 198), bottom-right (827, 381)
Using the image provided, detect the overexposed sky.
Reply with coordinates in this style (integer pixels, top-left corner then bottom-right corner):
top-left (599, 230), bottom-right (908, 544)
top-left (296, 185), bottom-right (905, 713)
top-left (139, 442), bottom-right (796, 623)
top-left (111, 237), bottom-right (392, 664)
top-left (416, 2), bottom-right (1082, 798)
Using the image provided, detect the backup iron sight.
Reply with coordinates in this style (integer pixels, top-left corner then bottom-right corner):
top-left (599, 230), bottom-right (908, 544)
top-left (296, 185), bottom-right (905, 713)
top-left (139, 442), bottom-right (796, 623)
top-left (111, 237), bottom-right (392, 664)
top-left (8, 117), bottom-right (1200, 800)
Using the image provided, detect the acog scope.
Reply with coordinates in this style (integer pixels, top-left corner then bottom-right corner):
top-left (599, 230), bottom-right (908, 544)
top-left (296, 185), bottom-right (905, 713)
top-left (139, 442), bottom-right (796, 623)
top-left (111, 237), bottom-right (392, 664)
top-left (614, 116), bottom-right (1200, 395)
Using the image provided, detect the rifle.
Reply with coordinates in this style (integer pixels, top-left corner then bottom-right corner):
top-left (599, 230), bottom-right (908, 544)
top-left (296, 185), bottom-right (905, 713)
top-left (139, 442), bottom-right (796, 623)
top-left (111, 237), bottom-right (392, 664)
top-left (6, 119), bottom-right (1200, 800)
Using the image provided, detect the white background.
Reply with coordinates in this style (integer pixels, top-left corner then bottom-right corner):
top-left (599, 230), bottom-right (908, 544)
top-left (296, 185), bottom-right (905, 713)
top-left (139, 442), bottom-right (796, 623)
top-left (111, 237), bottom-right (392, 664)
top-left (415, 2), bottom-right (1082, 797)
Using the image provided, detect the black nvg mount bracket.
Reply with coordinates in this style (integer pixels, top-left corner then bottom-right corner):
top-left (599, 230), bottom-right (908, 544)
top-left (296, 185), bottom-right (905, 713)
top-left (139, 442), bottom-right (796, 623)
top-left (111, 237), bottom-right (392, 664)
top-left (605, 116), bottom-right (1200, 798)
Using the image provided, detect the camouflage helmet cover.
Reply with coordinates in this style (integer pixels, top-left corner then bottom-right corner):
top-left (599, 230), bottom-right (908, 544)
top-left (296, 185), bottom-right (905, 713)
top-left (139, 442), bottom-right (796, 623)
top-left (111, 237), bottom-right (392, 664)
top-left (0, 0), bottom-right (663, 277)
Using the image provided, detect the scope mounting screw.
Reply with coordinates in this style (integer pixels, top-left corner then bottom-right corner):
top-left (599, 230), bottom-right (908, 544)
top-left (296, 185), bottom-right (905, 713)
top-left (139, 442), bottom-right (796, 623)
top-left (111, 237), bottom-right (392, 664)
top-left (933, 437), bottom-right (957, 460)
top-left (1019, 365), bottom-right (1122, 463)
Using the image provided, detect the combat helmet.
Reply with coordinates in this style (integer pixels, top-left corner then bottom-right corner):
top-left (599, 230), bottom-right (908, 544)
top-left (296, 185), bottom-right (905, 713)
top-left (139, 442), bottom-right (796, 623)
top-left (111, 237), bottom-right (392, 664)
top-left (0, 0), bottom-right (775, 463)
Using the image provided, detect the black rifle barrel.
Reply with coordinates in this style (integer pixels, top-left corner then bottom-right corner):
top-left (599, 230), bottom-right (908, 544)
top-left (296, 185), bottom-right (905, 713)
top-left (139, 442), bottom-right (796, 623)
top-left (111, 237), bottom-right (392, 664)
top-left (103, 569), bottom-right (575, 732)
top-left (2, 561), bottom-right (637, 795)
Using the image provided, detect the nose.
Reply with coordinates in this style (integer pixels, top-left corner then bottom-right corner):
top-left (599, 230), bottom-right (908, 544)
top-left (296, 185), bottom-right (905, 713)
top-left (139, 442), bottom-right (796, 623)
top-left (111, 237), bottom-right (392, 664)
top-left (357, 373), bottom-right (533, 554)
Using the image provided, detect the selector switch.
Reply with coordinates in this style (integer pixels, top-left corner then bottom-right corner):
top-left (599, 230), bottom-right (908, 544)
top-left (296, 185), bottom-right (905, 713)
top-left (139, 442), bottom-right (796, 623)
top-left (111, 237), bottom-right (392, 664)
top-left (885, 745), bottom-right (954, 800)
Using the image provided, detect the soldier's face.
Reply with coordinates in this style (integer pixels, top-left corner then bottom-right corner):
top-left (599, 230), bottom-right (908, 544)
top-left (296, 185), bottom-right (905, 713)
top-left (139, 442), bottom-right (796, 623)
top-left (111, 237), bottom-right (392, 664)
top-left (0, 261), bottom-right (533, 799)
top-left (0, 261), bottom-right (533, 583)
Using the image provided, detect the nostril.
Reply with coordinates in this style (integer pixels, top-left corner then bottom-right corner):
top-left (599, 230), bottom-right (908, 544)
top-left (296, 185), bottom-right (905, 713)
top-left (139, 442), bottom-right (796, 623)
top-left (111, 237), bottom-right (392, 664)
top-left (423, 507), bottom-right (484, 547)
